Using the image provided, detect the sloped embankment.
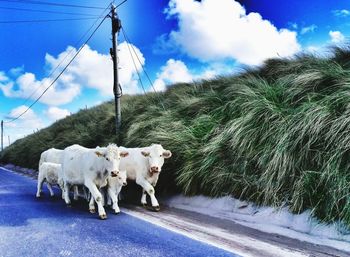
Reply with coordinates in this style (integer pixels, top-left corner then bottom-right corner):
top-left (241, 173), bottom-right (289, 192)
top-left (2, 47), bottom-right (350, 227)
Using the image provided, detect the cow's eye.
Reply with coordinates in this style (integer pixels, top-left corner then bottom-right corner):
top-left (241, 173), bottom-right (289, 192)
top-left (106, 157), bottom-right (109, 161)
top-left (160, 155), bottom-right (162, 157)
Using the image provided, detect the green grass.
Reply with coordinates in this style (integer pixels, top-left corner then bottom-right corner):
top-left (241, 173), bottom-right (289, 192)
top-left (2, 47), bottom-right (350, 227)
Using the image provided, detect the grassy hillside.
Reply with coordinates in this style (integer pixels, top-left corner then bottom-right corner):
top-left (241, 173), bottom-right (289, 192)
top-left (2, 47), bottom-right (350, 226)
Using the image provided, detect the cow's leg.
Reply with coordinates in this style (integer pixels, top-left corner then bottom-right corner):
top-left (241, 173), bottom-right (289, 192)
top-left (107, 191), bottom-right (112, 206)
top-left (100, 188), bottom-right (106, 206)
top-left (83, 186), bottom-right (89, 200)
top-left (36, 173), bottom-right (44, 198)
top-left (136, 178), bottom-right (160, 211)
top-left (58, 178), bottom-right (65, 199)
top-left (141, 189), bottom-right (147, 206)
top-left (88, 194), bottom-right (95, 213)
top-left (73, 185), bottom-right (79, 201)
top-left (85, 181), bottom-right (107, 219)
top-left (107, 187), bottom-right (120, 214)
top-left (63, 182), bottom-right (71, 205)
top-left (46, 183), bottom-right (54, 197)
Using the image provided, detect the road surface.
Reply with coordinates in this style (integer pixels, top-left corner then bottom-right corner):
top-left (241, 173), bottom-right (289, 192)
top-left (0, 167), bottom-right (236, 257)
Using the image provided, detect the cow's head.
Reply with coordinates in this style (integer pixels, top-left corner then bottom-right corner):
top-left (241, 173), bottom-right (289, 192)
top-left (141, 144), bottom-right (172, 174)
top-left (111, 170), bottom-right (127, 186)
top-left (95, 144), bottom-right (129, 177)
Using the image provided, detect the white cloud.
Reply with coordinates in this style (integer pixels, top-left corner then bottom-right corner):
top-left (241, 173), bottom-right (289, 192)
top-left (0, 43), bottom-right (145, 106)
top-left (154, 59), bottom-right (193, 91)
top-left (45, 107), bottom-right (70, 121)
top-left (333, 9), bottom-right (350, 17)
top-left (163, 0), bottom-right (301, 66)
top-left (329, 30), bottom-right (345, 44)
top-left (0, 66), bottom-right (81, 106)
top-left (45, 43), bottom-right (144, 97)
top-left (2, 105), bottom-right (45, 147)
top-left (153, 59), bottom-right (235, 91)
top-left (7, 105), bottom-right (44, 129)
top-left (0, 71), bottom-right (9, 81)
top-left (301, 25), bottom-right (317, 35)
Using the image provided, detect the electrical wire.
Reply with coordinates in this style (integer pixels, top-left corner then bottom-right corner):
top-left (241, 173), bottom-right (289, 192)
top-left (3, 4), bottom-right (110, 116)
top-left (2, 0), bottom-right (130, 123)
top-left (3, 13), bottom-right (109, 123)
top-left (0, 6), bottom-right (100, 17)
top-left (0, 17), bottom-right (101, 23)
top-left (121, 27), bottom-right (159, 95)
top-left (115, 0), bottom-right (128, 9)
top-left (121, 26), bottom-right (166, 110)
top-left (0, 0), bottom-right (105, 10)
top-left (123, 36), bottom-right (148, 95)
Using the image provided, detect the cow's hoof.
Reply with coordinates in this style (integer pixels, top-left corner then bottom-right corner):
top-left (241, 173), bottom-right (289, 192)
top-left (36, 195), bottom-right (40, 198)
top-left (89, 208), bottom-right (96, 214)
top-left (99, 214), bottom-right (107, 220)
top-left (114, 210), bottom-right (121, 215)
top-left (142, 203), bottom-right (147, 208)
top-left (66, 204), bottom-right (72, 208)
top-left (152, 205), bottom-right (160, 212)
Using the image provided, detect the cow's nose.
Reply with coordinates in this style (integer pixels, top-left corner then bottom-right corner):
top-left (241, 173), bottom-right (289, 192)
top-left (123, 182), bottom-right (127, 186)
top-left (151, 166), bottom-right (159, 172)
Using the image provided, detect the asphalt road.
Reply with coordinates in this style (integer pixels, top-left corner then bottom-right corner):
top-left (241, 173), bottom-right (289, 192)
top-left (0, 167), bottom-right (236, 257)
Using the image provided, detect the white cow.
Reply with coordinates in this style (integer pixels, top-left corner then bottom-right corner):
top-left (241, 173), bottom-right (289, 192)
top-left (36, 162), bottom-right (61, 198)
top-left (89, 170), bottom-right (127, 214)
top-left (39, 148), bottom-right (63, 167)
top-left (119, 144), bottom-right (172, 211)
top-left (39, 147), bottom-right (80, 200)
top-left (61, 144), bottom-right (128, 219)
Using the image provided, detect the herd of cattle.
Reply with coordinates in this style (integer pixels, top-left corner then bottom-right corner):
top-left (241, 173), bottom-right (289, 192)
top-left (36, 143), bottom-right (172, 219)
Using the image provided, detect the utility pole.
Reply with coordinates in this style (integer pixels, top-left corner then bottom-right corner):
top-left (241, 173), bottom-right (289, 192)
top-left (8, 135), bottom-right (10, 146)
top-left (110, 4), bottom-right (122, 134)
top-left (1, 120), bottom-right (3, 151)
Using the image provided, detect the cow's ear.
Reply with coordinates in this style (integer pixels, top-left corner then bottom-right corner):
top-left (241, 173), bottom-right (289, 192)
top-left (95, 151), bottom-right (104, 157)
top-left (120, 151), bottom-right (129, 157)
top-left (141, 151), bottom-right (150, 157)
top-left (162, 150), bottom-right (172, 159)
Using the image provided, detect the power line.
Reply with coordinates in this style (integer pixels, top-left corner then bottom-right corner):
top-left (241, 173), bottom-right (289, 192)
top-left (3, 14), bottom-right (109, 123)
top-left (121, 27), bottom-right (166, 110)
top-left (123, 34), bottom-right (147, 95)
top-left (0, 6), bottom-right (100, 17)
top-left (115, 0), bottom-right (128, 9)
top-left (2, 1), bottom-right (127, 125)
top-left (13, 4), bottom-right (111, 108)
top-left (0, 17), bottom-right (101, 23)
top-left (121, 27), bottom-right (159, 95)
top-left (0, 0), bottom-right (105, 10)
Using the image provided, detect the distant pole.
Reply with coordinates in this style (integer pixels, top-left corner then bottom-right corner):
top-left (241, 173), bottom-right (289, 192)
top-left (1, 120), bottom-right (3, 151)
top-left (110, 4), bottom-right (122, 134)
top-left (8, 135), bottom-right (10, 146)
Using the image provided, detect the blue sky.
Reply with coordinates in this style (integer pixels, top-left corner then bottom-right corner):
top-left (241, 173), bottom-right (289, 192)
top-left (0, 0), bottom-right (349, 146)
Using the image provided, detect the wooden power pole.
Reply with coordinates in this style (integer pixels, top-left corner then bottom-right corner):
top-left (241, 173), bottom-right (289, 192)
top-left (110, 4), bottom-right (122, 134)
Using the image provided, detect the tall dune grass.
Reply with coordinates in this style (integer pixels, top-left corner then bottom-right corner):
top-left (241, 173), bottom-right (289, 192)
top-left (2, 47), bottom-right (350, 226)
